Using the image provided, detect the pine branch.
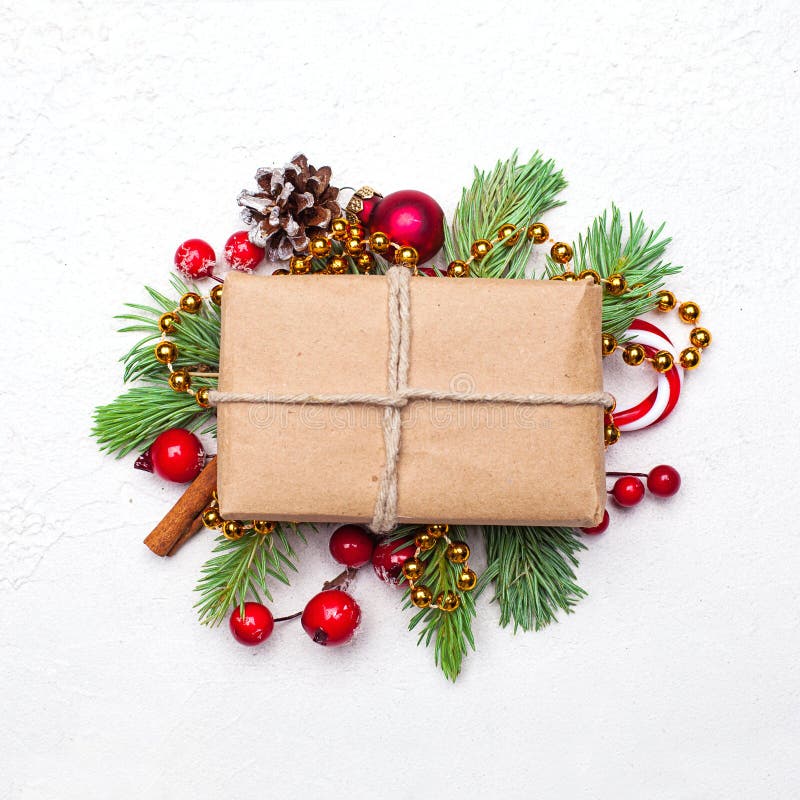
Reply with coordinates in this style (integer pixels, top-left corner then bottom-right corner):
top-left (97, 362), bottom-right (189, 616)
top-left (194, 524), bottom-right (305, 626)
top-left (542, 205), bottom-right (682, 339)
top-left (118, 275), bottom-right (221, 383)
top-left (91, 383), bottom-right (216, 457)
top-left (478, 525), bottom-right (586, 632)
top-left (444, 151), bottom-right (567, 278)
top-left (391, 526), bottom-right (476, 682)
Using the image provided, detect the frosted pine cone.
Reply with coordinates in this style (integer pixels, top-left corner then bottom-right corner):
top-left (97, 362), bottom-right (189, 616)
top-left (237, 154), bottom-right (341, 261)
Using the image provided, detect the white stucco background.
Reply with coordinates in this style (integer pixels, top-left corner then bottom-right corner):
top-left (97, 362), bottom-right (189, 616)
top-left (2, 1), bottom-right (798, 797)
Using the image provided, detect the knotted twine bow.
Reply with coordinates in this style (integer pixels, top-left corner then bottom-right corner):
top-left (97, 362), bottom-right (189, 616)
top-left (209, 267), bottom-right (614, 532)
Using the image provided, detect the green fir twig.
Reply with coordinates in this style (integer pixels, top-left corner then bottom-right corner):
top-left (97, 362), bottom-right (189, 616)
top-left (444, 151), bottom-right (567, 278)
top-left (478, 525), bottom-right (586, 631)
top-left (194, 524), bottom-right (305, 627)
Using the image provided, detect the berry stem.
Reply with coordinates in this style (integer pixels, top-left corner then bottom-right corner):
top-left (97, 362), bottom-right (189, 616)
top-left (606, 471), bottom-right (648, 478)
top-left (273, 611), bottom-right (302, 623)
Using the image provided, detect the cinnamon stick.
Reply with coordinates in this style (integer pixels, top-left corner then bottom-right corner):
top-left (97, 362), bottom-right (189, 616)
top-left (166, 510), bottom-right (206, 557)
top-left (144, 457), bottom-right (217, 556)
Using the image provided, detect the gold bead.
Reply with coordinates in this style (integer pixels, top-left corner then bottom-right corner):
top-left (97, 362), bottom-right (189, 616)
top-left (289, 255), bottom-right (311, 275)
top-left (578, 269), bottom-right (600, 284)
top-left (401, 557), bottom-right (425, 582)
top-left (605, 273), bottom-right (628, 296)
top-left (195, 387), bottom-right (211, 408)
top-left (395, 246), bottom-right (419, 267)
top-left (447, 260), bottom-right (470, 278)
top-left (344, 237), bottom-right (366, 256)
top-left (355, 251), bottom-right (375, 273)
top-left (328, 255), bottom-right (349, 274)
top-left (602, 333), bottom-right (618, 356)
top-left (527, 222), bottom-right (549, 244)
top-left (426, 523), bottom-right (449, 538)
top-left (415, 532), bottom-right (436, 551)
top-left (678, 301), bottom-right (701, 324)
top-left (456, 568), bottom-right (478, 592)
top-left (549, 273), bottom-right (564, 281)
top-left (656, 290), bottom-right (677, 312)
top-left (561, 271), bottom-right (578, 282)
top-left (550, 242), bottom-right (573, 264)
top-left (604, 422), bottom-right (621, 446)
top-left (622, 344), bottom-right (646, 366)
top-left (347, 223), bottom-right (366, 239)
top-left (201, 507), bottom-right (222, 529)
top-left (445, 541), bottom-right (470, 564)
top-left (158, 311), bottom-right (180, 334)
top-left (179, 292), bottom-right (203, 314)
top-left (652, 350), bottom-right (675, 373)
top-left (209, 284), bottom-right (223, 305)
top-left (471, 239), bottom-right (493, 260)
top-left (222, 520), bottom-right (244, 541)
top-left (168, 369), bottom-right (191, 392)
top-left (309, 236), bottom-right (332, 259)
top-left (330, 217), bottom-right (349, 240)
top-left (410, 585), bottom-right (433, 608)
top-left (273, 268), bottom-right (290, 275)
top-left (369, 231), bottom-right (391, 253)
top-left (154, 340), bottom-right (178, 364)
top-left (253, 520), bottom-right (276, 535)
top-left (690, 327), bottom-right (712, 349)
top-left (497, 223), bottom-right (520, 246)
top-left (436, 591), bottom-right (460, 612)
top-left (679, 346), bottom-right (701, 369)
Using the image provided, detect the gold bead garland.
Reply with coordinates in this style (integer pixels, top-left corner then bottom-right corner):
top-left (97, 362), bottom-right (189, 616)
top-left (402, 524), bottom-right (477, 613)
top-left (199, 490), bottom-right (279, 541)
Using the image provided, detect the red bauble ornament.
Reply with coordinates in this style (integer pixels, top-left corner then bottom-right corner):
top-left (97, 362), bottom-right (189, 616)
top-left (647, 464), bottom-right (682, 497)
top-left (149, 428), bottom-right (205, 483)
top-left (174, 238), bottom-right (216, 279)
top-left (224, 230), bottom-right (265, 272)
top-left (612, 476), bottom-right (646, 507)
top-left (301, 589), bottom-right (361, 647)
top-left (581, 509), bottom-right (610, 535)
top-left (369, 190), bottom-right (445, 263)
top-left (329, 525), bottom-right (375, 568)
top-left (371, 538), bottom-right (416, 585)
top-left (229, 602), bottom-right (274, 646)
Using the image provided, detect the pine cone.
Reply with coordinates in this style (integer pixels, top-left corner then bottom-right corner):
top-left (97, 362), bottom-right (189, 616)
top-left (238, 154), bottom-right (341, 261)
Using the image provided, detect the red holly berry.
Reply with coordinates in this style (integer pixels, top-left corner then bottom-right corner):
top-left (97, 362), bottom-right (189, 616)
top-left (149, 428), bottom-right (205, 483)
top-left (229, 602), bottom-right (274, 646)
top-left (174, 238), bottom-right (216, 279)
top-left (612, 476), bottom-right (646, 507)
top-left (581, 509), bottom-right (610, 535)
top-left (301, 590), bottom-right (361, 647)
top-left (647, 464), bottom-right (682, 497)
top-left (329, 525), bottom-right (375, 568)
top-left (224, 230), bottom-right (265, 272)
top-left (371, 537), bottom-right (416, 585)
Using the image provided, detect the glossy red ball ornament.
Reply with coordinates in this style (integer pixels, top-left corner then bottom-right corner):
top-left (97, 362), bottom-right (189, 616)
top-left (174, 238), bottom-right (216, 279)
top-left (301, 589), bottom-right (361, 647)
top-left (371, 537), bottom-right (416, 586)
top-left (581, 509), bottom-right (610, 535)
top-left (229, 602), bottom-right (274, 646)
top-left (149, 428), bottom-right (205, 483)
top-left (647, 464), bottom-right (682, 497)
top-left (356, 194), bottom-right (383, 225)
top-left (369, 190), bottom-right (445, 263)
top-left (329, 525), bottom-right (375, 568)
top-left (224, 230), bottom-right (265, 272)
top-left (612, 476), bottom-right (646, 507)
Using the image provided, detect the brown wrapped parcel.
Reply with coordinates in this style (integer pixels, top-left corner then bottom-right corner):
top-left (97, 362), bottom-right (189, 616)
top-left (215, 270), bottom-right (606, 527)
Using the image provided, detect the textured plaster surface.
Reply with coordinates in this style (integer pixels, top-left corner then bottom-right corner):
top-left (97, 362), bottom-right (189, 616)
top-left (1, 1), bottom-right (798, 797)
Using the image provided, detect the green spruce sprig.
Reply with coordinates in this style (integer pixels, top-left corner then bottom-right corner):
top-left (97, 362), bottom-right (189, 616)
top-left (194, 524), bottom-right (305, 626)
top-left (479, 525), bottom-right (586, 631)
top-left (391, 526), bottom-right (476, 682)
top-left (444, 151), bottom-right (567, 278)
top-left (542, 205), bottom-right (682, 339)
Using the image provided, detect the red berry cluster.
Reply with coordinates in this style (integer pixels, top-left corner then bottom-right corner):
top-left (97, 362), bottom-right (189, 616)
top-left (581, 465), bottom-right (681, 536)
top-left (173, 232), bottom-right (265, 280)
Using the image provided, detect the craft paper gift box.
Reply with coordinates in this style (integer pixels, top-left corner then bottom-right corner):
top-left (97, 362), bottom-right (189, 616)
top-left (214, 269), bottom-right (607, 528)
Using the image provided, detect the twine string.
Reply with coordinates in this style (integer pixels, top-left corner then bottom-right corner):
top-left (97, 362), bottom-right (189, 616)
top-left (209, 267), bottom-right (613, 532)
